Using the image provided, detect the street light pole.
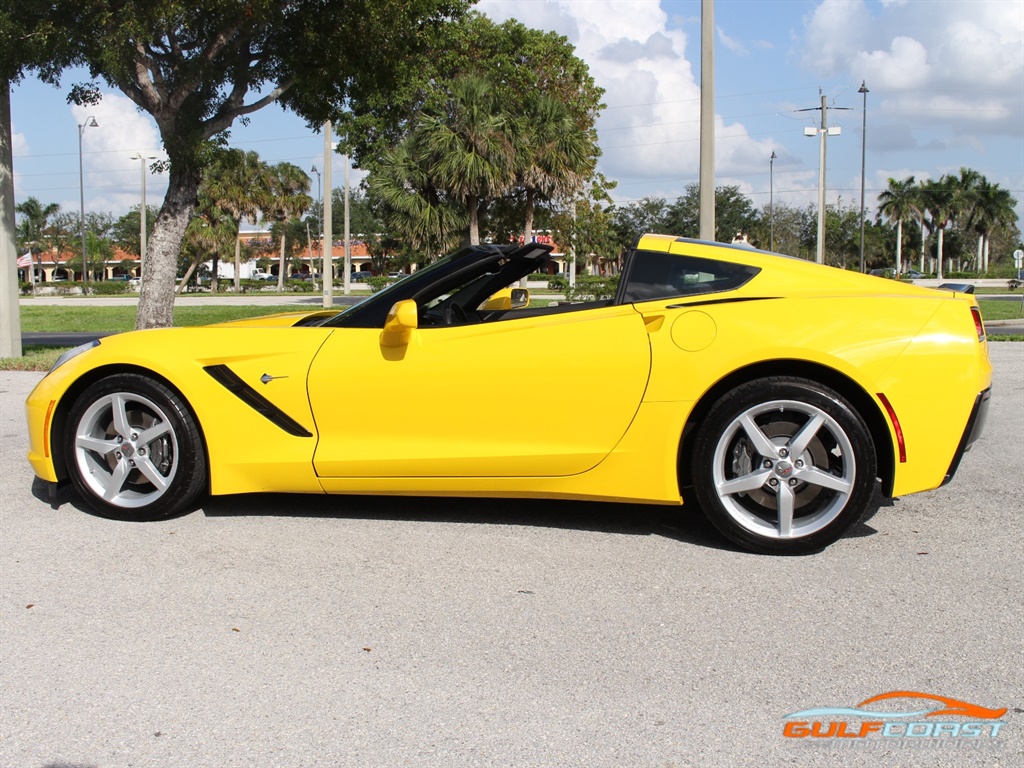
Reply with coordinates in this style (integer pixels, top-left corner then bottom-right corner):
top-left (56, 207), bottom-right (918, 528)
top-left (130, 153), bottom-right (157, 279)
top-left (858, 80), bottom-right (869, 274)
top-left (78, 116), bottom-right (98, 287)
top-left (769, 150), bottom-right (777, 252)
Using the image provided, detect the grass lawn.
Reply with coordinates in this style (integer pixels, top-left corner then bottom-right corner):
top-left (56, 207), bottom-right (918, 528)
top-left (977, 298), bottom-right (1024, 322)
top-left (18, 305), bottom-right (304, 333)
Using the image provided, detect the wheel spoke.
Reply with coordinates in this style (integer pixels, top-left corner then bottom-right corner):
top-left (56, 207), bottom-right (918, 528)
top-left (76, 434), bottom-right (118, 456)
top-left (134, 457), bottom-right (170, 492)
top-left (788, 413), bottom-right (826, 458)
top-left (776, 483), bottom-right (795, 537)
top-left (137, 421), bottom-right (171, 444)
top-left (110, 394), bottom-right (132, 438)
top-left (737, 413), bottom-right (778, 458)
top-left (101, 461), bottom-right (131, 501)
top-left (800, 467), bottom-right (852, 494)
top-left (718, 469), bottom-right (773, 496)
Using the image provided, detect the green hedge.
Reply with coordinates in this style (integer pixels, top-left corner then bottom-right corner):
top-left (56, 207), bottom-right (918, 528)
top-left (90, 281), bottom-right (132, 295)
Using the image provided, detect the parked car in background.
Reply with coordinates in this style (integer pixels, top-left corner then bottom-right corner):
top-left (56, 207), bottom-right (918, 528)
top-left (903, 269), bottom-right (925, 279)
top-left (937, 282), bottom-right (975, 294)
top-left (25, 235), bottom-right (992, 555)
top-left (350, 271), bottom-right (373, 282)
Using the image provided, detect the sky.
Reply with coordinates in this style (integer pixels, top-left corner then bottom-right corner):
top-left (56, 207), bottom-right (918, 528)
top-left (9, 0), bottom-right (1024, 235)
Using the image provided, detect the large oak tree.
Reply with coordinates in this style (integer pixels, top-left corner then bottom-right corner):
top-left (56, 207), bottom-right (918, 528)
top-left (2, 0), bottom-right (467, 328)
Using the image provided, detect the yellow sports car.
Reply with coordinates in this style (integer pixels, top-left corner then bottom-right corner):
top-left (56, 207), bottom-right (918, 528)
top-left (25, 235), bottom-right (991, 554)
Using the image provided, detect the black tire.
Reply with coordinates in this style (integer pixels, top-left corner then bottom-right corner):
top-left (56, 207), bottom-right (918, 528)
top-left (691, 376), bottom-right (876, 555)
top-left (64, 373), bottom-right (207, 521)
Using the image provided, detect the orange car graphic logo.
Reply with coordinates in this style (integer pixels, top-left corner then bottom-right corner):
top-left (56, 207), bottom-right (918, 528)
top-left (783, 691), bottom-right (1007, 740)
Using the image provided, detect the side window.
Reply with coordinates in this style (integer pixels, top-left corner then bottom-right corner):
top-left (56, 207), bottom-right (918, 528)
top-left (621, 250), bottom-right (760, 303)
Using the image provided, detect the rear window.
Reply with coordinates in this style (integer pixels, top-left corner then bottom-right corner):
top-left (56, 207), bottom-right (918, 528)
top-left (621, 250), bottom-right (760, 303)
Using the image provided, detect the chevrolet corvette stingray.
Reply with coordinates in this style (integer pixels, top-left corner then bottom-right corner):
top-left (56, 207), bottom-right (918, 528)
top-left (25, 235), bottom-right (991, 554)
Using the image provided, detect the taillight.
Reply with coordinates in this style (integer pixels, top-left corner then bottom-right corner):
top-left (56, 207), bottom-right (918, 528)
top-left (970, 306), bottom-right (986, 342)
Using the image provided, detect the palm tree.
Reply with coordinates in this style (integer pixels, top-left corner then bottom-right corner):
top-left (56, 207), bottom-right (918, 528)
top-left (368, 137), bottom-right (466, 258)
top-left (179, 198), bottom-right (237, 295)
top-left (513, 93), bottom-right (594, 244)
top-left (264, 162), bottom-right (312, 290)
top-left (877, 177), bottom-right (918, 275)
top-left (202, 150), bottom-right (272, 292)
top-left (415, 76), bottom-right (515, 245)
top-left (963, 178), bottom-right (1017, 273)
top-left (918, 177), bottom-right (955, 280)
top-left (15, 197), bottom-right (60, 281)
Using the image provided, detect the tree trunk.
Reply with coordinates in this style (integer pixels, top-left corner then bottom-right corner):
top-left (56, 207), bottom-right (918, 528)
top-left (277, 233), bottom-right (287, 290)
top-left (468, 194), bottom-right (480, 245)
top-left (895, 220), bottom-right (902, 275)
top-left (136, 165), bottom-right (200, 329)
top-left (936, 228), bottom-right (944, 280)
top-left (176, 260), bottom-right (198, 295)
top-left (523, 189), bottom-right (535, 244)
top-left (234, 233), bottom-right (241, 293)
top-left (919, 216), bottom-right (926, 272)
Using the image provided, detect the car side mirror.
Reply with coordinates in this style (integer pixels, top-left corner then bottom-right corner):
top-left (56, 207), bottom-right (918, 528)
top-left (510, 287), bottom-right (530, 309)
top-left (479, 287), bottom-right (531, 311)
top-left (380, 299), bottom-right (418, 347)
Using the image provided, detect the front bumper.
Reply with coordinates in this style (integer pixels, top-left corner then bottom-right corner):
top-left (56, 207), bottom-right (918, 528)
top-left (941, 387), bottom-right (991, 486)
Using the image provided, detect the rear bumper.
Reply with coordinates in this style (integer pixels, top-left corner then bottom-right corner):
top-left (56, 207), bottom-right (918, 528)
top-left (942, 387), bottom-right (991, 486)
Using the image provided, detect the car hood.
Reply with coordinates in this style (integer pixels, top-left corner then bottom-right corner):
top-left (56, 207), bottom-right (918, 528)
top-left (208, 309), bottom-right (344, 328)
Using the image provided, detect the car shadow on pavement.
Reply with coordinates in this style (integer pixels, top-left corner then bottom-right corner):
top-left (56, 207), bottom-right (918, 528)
top-left (32, 478), bottom-right (889, 554)
top-left (202, 491), bottom-right (737, 551)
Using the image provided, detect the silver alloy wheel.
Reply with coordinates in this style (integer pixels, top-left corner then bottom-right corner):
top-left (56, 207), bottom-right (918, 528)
top-left (711, 398), bottom-right (856, 540)
top-left (72, 391), bottom-right (179, 509)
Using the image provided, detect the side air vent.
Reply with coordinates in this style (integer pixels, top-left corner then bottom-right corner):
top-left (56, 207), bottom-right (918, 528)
top-left (204, 364), bottom-right (313, 438)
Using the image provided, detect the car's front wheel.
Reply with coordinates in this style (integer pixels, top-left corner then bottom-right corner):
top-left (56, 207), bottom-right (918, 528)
top-left (65, 374), bottom-right (207, 521)
top-left (691, 377), bottom-right (876, 555)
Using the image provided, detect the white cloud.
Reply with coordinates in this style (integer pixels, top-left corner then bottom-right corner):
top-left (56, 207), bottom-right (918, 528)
top-left (479, 0), bottom-right (770, 199)
top-left (71, 92), bottom-right (168, 215)
top-left (800, 0), bottom-right (1023, 137)
top-left (717, 25), bottom-right (747, 55)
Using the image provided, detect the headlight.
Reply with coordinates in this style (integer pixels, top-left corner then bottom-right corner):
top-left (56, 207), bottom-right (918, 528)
top-left (46, 340), bottom-right (101, 377)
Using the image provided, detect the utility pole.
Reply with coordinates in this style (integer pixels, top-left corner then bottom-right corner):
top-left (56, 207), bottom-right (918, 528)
top-left (698, 0), bottom-right (715, 241)
top-left (343, 155), bottom-right (351, 296)
top-left (1, 83), bottom-right (21, 358)
top-left (130, 153), bottom-right (157, 278)
top-left (800, 91), bottom-right (847, 264)
top-left (858, 81), bottom-right (869, 274)
top-left (769, 150), bottom-right (777, 252)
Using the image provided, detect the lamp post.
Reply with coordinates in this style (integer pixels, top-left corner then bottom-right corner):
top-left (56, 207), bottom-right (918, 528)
top-left (310, 164), bottom-right (321, 278)
top-left (130, 153), bottom-right (157, 279)
top-left (769, 150), bottom-right (777, 252)
top-left (78, 116), bottom-right (98, 286)
top-left (857, 80), bottom-right (869, 274)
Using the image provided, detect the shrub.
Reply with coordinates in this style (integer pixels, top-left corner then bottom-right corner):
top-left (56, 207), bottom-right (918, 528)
top-left (366, 276), bottom-right (393, 293)
top-left (90, 281), bottom-right (131, 295)
top-left (238, 279), bottom-right (266, 294)
top-left (288, 279), bottom-right (315, 292)
top-left (564, 275), bottom-right (619, 302)
top-left (19, 281), bottom-right (33, 295)
top-left (547, 276), bottom-right (569, 292)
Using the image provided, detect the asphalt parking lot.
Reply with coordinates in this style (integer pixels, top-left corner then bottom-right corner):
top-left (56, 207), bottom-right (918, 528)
top-left (1, 344), bottom-right (1021, 768)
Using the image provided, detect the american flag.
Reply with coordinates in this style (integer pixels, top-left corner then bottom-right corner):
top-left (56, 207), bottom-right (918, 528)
top-left (16, 252), bottom-right (32, 268)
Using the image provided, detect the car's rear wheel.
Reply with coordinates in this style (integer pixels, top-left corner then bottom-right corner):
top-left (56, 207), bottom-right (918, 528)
top-left (692, 377), bottom-right (876, 555)
top-left (65, 374), bottom-right (206, 521)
